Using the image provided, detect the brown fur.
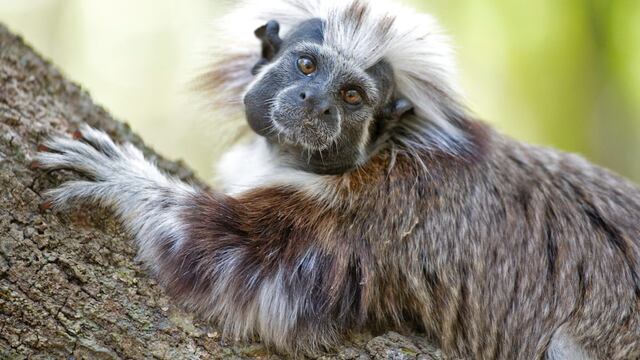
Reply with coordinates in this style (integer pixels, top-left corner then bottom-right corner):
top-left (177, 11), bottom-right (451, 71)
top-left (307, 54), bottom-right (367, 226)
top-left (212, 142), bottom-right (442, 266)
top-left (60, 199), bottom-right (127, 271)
top-left (148, 122), bottom-right (640, 358)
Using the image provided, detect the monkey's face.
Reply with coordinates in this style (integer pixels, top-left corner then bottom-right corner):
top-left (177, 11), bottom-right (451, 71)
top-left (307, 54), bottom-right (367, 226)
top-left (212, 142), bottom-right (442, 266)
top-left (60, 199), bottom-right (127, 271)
top-left (243, 19), bottom-right (400, 174)
top-left (247, 43), bottom-right (381, 148)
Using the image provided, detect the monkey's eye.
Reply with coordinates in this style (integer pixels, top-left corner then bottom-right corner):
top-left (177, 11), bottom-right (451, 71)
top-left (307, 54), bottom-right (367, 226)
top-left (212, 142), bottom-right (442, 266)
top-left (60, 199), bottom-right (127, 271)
top-left (342, 89), bottom-right (363, 106)
top-left (297, 57), bottom-right (316, 75)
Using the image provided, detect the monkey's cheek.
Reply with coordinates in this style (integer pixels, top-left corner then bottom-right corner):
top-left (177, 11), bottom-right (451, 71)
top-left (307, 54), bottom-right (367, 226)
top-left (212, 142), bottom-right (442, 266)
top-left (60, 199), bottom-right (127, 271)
top-left (243, 96), bottom-right (275, 136)
top-left (248, 118), bottom-right (273, 137)
top-left (243, 110), bottom-right (270, 136)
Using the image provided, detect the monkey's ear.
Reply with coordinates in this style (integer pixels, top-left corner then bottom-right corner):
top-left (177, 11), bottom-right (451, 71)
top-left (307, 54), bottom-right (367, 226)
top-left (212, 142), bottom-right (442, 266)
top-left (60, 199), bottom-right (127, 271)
top-left (385, 98), bottom-right (414, 120)
top-left (252, 20), bottom-right (283, 75)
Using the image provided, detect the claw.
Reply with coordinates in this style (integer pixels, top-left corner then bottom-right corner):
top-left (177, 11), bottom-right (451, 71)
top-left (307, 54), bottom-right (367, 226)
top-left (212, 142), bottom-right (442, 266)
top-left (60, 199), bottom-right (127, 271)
top-left (29, 160), bottom-right (41, 170)
top-left (39, 200), bottom-right (53, 211)
top-left (72, 130), bottom-right (83, 140)
top-left (37, 144), bottom-right (50, 152)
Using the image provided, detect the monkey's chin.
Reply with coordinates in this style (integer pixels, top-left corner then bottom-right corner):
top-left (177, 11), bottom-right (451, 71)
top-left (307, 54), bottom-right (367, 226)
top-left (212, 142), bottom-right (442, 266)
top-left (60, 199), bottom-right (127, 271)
top-left (270, 118), bottom-right (339, 152)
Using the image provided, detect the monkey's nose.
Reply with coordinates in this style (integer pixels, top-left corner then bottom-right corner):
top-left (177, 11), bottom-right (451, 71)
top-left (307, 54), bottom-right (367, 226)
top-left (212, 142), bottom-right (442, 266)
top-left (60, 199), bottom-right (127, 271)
top-left (298, 90), bottom-right (334, 117)
top-left (299, 90), bottom-right (317, 104)
top-left (317, 103), bottom-right (333, 116)
top-left (309, 102), bottom-right (334, 120)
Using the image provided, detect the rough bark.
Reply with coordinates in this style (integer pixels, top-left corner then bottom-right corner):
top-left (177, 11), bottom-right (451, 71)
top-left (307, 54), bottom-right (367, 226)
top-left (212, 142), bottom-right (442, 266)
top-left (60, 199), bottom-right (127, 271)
top-left (0, 25), bottom-right (442, 359)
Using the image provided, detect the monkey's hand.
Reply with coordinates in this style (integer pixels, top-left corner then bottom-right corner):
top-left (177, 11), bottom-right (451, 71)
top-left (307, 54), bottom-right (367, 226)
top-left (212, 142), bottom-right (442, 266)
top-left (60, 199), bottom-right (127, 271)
top-left (33, 126), bottom-right (358, 354)
top-left (33, 124), bottom-right (197, 212)
top-left (33, 125), bottom-right (197, 260)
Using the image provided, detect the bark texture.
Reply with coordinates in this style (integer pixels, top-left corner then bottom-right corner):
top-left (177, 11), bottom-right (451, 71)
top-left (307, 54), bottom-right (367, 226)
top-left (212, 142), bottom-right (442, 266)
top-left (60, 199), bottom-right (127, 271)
top-left (0, 25), bottom-right (442, 359)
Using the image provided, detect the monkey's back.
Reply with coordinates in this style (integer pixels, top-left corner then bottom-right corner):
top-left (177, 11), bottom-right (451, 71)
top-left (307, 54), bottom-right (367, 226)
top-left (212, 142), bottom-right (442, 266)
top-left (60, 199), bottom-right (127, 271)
top-left (382, 132), bottom-right (640, 359)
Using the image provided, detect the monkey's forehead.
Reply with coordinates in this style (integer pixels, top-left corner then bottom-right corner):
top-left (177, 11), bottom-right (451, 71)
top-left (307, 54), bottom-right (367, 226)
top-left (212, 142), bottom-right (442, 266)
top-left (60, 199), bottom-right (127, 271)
top-left (282, 18), bottom-right (324, 48)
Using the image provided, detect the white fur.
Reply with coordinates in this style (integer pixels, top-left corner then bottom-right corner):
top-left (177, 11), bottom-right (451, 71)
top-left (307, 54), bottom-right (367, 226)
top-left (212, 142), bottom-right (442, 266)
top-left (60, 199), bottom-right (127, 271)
top-left (257, 269), bottom-right (298, 349)
top-left (547, 329), bottom-right (592, 360)
top-left (204, 0), bottom-right (467, 152)
top-left (191, 262), bottom-right (311, 349)
top-left (216, 137), bottom-right (331, 199)
top-left (35, 125), bottom-right (196, 266)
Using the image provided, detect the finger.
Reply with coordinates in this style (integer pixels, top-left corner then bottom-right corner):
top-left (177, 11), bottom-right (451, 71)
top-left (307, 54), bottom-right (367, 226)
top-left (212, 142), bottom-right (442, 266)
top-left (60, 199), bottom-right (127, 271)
top-left (74, 125), bottom-right (122, 158)
top-left (32, 151), bottom-right (104, 178)
top-left (44, 180), bottom-right (112, 210)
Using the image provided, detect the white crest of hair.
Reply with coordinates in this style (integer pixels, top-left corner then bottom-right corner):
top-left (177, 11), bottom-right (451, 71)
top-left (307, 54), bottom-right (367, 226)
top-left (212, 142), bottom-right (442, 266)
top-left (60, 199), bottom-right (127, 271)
top-left (203, 0), bottom-right (469, 154)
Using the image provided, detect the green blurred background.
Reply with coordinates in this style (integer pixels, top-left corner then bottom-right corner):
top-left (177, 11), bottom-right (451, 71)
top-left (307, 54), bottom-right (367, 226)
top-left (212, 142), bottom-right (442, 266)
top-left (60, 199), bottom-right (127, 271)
top-left (1, 0), bottom-right (639, 182)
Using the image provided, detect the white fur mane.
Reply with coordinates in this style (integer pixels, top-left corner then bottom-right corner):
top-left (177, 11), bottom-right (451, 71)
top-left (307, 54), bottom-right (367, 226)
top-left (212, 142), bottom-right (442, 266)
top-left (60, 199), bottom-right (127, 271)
top-left (200, 0), bottom-right (468, 153)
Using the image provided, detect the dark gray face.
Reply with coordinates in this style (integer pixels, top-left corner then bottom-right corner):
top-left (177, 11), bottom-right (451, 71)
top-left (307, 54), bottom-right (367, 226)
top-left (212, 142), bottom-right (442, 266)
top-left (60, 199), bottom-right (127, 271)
top-left (244, 19), bottom-right (411, 174)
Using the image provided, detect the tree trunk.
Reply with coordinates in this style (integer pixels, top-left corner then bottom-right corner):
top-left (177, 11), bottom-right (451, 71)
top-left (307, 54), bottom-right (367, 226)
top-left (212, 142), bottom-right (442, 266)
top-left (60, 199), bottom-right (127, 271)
top-left (0, 24), bottom-right (442, 359)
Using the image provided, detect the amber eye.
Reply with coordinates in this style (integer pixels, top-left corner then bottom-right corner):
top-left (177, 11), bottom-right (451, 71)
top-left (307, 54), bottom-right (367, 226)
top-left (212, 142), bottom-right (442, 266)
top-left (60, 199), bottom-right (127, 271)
top-left (297, 57), bottom-right (316, 75)
top-left (342, 89), bottom-right (363, 106)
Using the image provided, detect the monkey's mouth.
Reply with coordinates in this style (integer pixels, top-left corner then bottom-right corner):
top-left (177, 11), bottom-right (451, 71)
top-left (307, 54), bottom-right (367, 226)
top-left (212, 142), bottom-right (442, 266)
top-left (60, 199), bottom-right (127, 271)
top-left (270, 106), bottom-right (340, 151)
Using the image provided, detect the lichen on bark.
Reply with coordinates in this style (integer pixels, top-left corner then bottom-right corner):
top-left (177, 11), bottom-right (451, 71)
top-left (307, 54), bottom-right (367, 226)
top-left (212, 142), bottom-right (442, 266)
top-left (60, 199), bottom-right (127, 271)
top-left (0, 24), bottom-right (442, 359)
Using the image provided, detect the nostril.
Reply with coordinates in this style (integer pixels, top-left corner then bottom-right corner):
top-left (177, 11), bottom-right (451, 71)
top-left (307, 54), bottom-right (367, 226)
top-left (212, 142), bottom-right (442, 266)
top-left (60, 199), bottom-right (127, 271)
top-left (323, 108), bottom-right (331, 115)
top-left (299, 92), bottom-right (306, 100)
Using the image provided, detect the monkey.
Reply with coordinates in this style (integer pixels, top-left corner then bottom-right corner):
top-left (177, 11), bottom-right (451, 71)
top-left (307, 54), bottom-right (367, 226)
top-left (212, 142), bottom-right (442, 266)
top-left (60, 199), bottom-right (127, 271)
top-left (31, 0), bottom-right (640, 358)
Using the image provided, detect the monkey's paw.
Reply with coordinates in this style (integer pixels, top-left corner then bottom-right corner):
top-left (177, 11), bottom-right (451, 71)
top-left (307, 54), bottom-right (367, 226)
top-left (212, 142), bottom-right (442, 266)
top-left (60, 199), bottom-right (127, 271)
top-left (32, 125), bottom-right (162, 210)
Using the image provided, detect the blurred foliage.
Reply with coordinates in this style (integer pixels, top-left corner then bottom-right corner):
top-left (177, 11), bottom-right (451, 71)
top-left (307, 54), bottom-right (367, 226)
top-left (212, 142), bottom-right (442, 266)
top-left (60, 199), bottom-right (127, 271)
top-left (1, 0), bottom-right (638, 182)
